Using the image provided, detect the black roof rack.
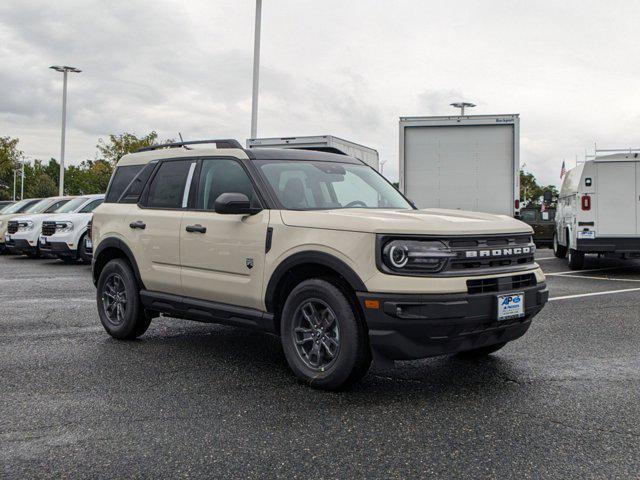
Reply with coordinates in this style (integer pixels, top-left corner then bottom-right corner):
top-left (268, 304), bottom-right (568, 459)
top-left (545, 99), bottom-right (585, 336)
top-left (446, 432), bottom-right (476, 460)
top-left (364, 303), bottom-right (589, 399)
top-left (136, 139), bottom-right (242, 153)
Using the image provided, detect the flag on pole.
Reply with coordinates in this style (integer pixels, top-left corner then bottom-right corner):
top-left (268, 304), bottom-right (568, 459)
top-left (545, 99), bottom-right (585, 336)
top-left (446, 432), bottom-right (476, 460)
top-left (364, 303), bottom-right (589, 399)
top-left (560, 160), bottom-right (566, 179)
top-left (540, 201), bottom-right (546, 213)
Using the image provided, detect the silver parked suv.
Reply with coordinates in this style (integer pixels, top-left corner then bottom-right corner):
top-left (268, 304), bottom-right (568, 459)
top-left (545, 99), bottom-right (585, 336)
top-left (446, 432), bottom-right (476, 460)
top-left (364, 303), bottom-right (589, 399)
top-left (91, 139), bottom-right (548, 389)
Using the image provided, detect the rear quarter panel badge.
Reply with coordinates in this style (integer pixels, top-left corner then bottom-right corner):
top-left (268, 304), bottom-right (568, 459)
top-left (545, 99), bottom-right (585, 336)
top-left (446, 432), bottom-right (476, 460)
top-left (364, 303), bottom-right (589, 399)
top-left (246, 258), bottom-right (254, 269)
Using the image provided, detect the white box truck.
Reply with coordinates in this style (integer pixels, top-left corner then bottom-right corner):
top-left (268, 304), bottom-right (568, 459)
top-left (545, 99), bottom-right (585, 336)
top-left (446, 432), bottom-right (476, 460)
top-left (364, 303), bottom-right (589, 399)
top-left (554, 151), bottom-right (640, 269)
top-left (399, 114), bottom-right (520, 216)
top-left (247, 135), bottom-right (379, 171)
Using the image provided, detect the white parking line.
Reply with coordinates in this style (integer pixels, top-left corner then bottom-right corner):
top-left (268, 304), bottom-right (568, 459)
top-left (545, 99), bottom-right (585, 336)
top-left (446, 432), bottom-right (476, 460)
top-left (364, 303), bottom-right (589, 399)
top-left (556, 274), bottom-right (640, 283)
top-left (550, 287), bottom-right (640, 301)
top-left (545, 265), bottom-right (638, 276)
top-left (535, 256), bottom-right (556, 261)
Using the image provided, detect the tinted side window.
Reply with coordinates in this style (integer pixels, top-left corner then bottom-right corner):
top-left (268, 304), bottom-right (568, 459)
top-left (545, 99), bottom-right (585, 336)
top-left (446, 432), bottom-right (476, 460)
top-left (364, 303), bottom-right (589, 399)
top-left (196, 159), bottom-right (258, 210)
top-left (146, 160), bottom-right (194, 209)
top-left (119, 163), bottom-right (156, 203)
top-left (79, 199), bottom-right (104, 213)
top-left (105, 165), bottom-right (143, 203)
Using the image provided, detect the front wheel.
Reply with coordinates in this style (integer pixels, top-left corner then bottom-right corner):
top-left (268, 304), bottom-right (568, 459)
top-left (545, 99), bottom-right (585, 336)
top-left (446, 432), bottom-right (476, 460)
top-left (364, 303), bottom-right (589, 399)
top-left (280, 279), bottom-right (371, 390)
top-left (96, 258), bottom-right (151, 339)
top-left (78, 233), bottom-right (92, 264)
top-left (568, 248), bottom-right (585, 270)
top-left (553, 233), bottom-right (567, 258)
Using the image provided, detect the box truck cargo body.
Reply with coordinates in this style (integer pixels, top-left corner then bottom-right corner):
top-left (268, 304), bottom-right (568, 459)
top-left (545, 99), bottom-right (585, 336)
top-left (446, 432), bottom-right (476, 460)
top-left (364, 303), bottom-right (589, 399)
top-left (399, 115), bottom-right (520, 216)
top-left (247, 135), bottom-right (379, 170)
top-left (554, 152), bottom-right (640, 269)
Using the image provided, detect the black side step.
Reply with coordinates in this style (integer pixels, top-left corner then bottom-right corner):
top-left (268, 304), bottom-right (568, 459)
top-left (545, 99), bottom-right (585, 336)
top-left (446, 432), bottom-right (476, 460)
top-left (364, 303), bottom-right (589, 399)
top-left (140, 290), bottom-right (276, 333)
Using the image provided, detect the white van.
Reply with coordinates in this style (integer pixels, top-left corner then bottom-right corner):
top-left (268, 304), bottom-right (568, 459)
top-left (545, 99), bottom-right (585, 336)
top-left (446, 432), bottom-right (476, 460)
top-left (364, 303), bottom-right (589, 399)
top-left (554, 152), bottom-right (640, 269)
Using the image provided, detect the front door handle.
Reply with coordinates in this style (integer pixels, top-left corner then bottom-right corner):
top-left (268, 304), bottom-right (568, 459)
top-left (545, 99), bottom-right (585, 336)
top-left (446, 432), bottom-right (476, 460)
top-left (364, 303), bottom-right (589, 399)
top-left (185, 224), bottom-right (207, 233)
top-left (129, 221), bottom-right (146, 230)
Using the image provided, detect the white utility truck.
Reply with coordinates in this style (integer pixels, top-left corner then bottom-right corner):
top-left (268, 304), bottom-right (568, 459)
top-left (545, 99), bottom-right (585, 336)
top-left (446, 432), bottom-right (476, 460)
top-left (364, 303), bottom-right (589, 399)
top-left (247, 135), bottom-right (379, 171)
top-left (554, 151), bottom-right (640, 269)
top-left (399, 114), bottom-right (520, 216)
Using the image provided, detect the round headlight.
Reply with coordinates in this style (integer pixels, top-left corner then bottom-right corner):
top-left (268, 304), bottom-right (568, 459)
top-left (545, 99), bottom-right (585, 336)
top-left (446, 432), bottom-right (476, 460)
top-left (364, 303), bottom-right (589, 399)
top-left (388, 244), bottom-right (409, 268)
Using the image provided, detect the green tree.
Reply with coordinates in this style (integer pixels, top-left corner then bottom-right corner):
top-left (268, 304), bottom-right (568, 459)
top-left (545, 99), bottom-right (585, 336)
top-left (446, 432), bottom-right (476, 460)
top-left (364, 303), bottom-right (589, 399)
top-left (23, 160), bottom-right (58, 198)
top-left (520, 169), bottom-right (558, 208)
top-left (0, 137), bottom-right (24, 200)
top-left (96, 131), bottom-right (164, 165)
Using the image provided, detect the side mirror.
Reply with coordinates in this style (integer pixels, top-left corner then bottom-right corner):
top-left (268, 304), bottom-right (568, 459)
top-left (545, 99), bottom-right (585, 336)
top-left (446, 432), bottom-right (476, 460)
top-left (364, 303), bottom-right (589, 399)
top-left (214, 193), bottom-right (261, 215)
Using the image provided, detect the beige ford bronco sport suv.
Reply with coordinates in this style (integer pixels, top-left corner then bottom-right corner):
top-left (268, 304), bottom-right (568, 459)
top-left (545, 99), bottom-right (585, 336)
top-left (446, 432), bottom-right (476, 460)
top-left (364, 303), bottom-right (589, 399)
top-left (91, 139), bottom-right (548, 390)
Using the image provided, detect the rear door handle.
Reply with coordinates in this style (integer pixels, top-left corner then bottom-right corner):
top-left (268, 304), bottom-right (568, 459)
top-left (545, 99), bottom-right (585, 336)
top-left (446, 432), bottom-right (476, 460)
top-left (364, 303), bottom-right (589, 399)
top-left (129, 221), bottom-right (146, 230)
top-left (185, 224), bottom-right (207, 233)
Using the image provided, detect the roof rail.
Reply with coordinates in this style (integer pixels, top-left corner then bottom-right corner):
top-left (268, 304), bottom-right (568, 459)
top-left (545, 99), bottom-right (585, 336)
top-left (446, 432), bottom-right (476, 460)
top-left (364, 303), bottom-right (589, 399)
top-left (136, 139), bottom-right (243, 153)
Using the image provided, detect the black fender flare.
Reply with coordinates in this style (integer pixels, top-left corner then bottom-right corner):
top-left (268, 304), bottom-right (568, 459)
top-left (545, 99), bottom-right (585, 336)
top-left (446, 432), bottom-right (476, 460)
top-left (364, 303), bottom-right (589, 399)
top-left (264, 251), bottom-right (368, 313)
top-left (92, 237), bottom-right (145, 289)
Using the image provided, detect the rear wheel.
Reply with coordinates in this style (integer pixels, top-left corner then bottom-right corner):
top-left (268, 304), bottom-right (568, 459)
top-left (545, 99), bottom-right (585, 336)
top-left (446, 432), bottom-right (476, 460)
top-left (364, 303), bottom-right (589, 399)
top-left (280, 279), bottom-right (371, 390)
top-left (568, 248), bottom-right (585, 270)
top-left (97, 258), bottom-right (151, 339)
top-left (456, 342), bottom-right (507, 358)
top-left (553, 233), bottom-right (567, 258)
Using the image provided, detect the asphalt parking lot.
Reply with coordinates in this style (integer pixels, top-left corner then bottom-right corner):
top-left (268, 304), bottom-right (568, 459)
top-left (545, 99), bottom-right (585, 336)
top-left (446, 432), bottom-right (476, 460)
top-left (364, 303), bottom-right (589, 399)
top-left (1, 250), bottom-right (639, 479)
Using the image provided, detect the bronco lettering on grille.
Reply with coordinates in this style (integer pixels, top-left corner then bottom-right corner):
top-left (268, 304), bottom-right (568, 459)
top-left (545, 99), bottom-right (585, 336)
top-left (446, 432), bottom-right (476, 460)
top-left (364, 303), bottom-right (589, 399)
top-left (465, 246), bottom-right (532, 258)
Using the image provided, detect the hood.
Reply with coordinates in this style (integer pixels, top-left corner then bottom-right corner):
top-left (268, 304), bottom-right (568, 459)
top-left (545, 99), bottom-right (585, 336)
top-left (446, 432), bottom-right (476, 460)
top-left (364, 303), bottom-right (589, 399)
top-left (9, 213), bottom-right (50, 224)
top-left (280, 208), bottom-right (532, 236)
top-left (42, 212), bottom-right (92, 223)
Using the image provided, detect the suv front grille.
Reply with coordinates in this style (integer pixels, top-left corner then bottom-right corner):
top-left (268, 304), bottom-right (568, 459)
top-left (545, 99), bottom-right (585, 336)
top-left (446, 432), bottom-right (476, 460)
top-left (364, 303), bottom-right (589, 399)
top-left (7, 221), bottom-right (18, 234)
top-left (467, 273), bottom-right (536, 294)
top-left (447, 235), bottom-right (535, 273)
top-left (42, 221), bottom-right (57, 236)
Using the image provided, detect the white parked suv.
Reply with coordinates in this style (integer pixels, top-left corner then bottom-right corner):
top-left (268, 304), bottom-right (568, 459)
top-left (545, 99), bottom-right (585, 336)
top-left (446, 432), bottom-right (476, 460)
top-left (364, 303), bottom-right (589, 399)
top-left (39, 194), bottom-right (105, 263)
top-left (5, 196), bottom-right (74, 257)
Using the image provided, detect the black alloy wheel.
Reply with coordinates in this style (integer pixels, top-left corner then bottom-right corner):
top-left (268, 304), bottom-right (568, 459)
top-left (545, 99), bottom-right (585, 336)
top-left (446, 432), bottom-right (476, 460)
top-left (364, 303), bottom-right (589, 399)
top-left (292, 299), bottom-right (341, 372)
top-left (101, 273), bottom-right (128, 327)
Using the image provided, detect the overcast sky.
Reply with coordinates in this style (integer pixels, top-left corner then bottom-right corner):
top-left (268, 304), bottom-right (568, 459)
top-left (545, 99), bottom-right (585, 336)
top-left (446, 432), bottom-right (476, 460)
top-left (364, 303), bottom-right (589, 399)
top-left (1, 0), bottom-right (639, 187)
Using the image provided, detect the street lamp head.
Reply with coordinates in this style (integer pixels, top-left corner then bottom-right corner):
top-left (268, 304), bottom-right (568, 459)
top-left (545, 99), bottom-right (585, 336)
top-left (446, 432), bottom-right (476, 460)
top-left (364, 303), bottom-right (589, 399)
top-left (450, 102), bottom-right (476, 109)
top-left (49, 65), bottom-right (82, 73)
top-left (450, 101), bottom-right (476, 116)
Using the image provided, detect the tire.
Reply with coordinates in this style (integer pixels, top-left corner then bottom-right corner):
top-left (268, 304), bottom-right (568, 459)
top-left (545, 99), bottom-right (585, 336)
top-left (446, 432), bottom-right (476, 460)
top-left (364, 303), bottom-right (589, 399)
top-left (280, 278), bottom-right (371, 390)
top-left (78, 233), bottom-right (91, 264)
top-left (96, 258), bottom-right (151, 339)
top-left (456, 342), bottom-right (507, 358)
top-left (567, 248), bottom-right (585, 270)
top-left (553, 232), bottom-right (567, 258)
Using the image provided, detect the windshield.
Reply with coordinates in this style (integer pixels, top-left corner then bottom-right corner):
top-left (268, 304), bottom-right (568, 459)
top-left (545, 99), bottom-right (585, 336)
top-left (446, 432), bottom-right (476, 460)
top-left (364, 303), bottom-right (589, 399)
top-left (256, 160), bottom-right (412, 210)
top-left (2, 199), bottom-right (34, 214)
top-left (23, 198), bottom-right (53, 213)
top-left (55, 197), bottom-right (88, 213)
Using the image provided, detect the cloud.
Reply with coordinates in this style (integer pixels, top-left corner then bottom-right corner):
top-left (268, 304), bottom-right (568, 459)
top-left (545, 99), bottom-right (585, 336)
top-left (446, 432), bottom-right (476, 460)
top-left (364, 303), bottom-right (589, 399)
top-left (1, 0), bottom-right (640, 190)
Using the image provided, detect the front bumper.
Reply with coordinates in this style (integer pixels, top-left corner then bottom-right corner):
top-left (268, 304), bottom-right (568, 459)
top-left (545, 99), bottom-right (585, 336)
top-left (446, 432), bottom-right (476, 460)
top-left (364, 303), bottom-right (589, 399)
top-left (357, 282), bottom-right (548, 361)
top-left (5, 237), bottom-right (38, 254)
top-left (39, 239), bottom-right (75, 256)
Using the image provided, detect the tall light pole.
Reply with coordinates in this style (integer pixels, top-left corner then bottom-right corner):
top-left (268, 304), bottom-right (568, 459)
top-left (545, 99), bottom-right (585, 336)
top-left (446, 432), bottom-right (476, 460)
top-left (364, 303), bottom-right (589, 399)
top-left (20, 162), bottom-right (24, 200)
top-left (250, 0), bottom-right (262, 139)
top-left (50, 65), bottom-right (81, 196)
top-left (450, 102), bottom-right (476, 116)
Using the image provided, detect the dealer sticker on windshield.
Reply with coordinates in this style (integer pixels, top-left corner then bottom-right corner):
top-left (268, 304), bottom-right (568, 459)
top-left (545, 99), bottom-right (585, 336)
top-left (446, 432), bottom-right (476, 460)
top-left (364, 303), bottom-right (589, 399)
top-left (497, 293), bottom-right (525, 321)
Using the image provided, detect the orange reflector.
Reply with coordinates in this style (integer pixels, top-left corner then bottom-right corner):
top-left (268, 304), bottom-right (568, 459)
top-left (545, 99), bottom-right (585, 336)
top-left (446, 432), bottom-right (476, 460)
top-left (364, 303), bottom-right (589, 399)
top-left (364, 299), bottom-right (380, 309)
